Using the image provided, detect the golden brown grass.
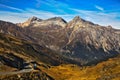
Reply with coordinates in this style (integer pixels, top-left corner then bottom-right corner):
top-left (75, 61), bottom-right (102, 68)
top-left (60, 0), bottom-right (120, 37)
top-left (0, 65), bottom-right (17, 72)
top-left (38, 55), bottom-right (120, 80)
top-left (0, 33), bottom-right (120, 80)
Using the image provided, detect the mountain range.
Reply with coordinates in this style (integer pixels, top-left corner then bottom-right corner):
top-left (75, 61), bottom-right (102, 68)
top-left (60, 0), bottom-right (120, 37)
top-left (17, 16), bottom-right (120, 65)
top-left (0, 16), bottom-right (120, 80)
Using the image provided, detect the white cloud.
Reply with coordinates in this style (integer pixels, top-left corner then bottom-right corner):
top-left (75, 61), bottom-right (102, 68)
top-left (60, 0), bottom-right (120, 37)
top-left (0, 3), bottom-right (120, 29)
top-left (0, 3), bottom-right (24, 12)
top-left (0, 2), bottom-right (74, 23)
top-left (70, 8), bottom-right (120, 29)
top-left (36, 0), bottom-right (69, 8)
top-left (0, 8), bottom-right (120, 29)
top-left (95, 5), bottom-right (104, 11)
top-left (0, 10), bottom-right (55, 23)
top-left (0, 8), bottom-right (74, 23)
top-left (35, 0), bottom-right (69, 14)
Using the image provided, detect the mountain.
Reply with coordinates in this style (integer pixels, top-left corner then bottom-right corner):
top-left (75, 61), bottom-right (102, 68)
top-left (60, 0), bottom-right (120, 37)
top-left (1, 16), bottom-right (120, 66)
top-left (20, 16), bottom-right (120, 65)
top-left (17, 16), bottom-right (67, 28)
top-left (62, 16), bottom-right (120, 65)
top-left (0, 16), bottom-right (120, 79)
top-left (17, 16), bottom-right (42, 27)
top-left (16, 17), bottom-right (68, 49)
top-left (0, 32), bottom-right (81, 79)
top-left (0, 29), bottom-right (83, 80)
top-left (5, 16), bottom-right (120, 66)
top-left (0, 32), bottom-right (81, 67)
top-left (0, 20), bottom-right (36, 42)
top-left (17, 17), bottom-right (68, 50)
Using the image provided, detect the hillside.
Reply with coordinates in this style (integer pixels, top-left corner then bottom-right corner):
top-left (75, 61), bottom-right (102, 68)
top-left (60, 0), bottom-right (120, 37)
top-left (62, 16), bottom-right (120, 65)
top-left (0, 16), bottom-right (120, 79)
top-left (40, 54), bottom-right (120, 80)
top-left (0, 32), bottom-right (80, 71)
top-left (17, 16), bottom-right (120, 66)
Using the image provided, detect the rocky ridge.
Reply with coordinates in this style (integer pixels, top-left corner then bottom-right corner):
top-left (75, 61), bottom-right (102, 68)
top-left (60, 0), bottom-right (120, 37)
top-left (17, 16), bottom-right (67, 28)
top-left (1, 16), bottom-right (120, 65)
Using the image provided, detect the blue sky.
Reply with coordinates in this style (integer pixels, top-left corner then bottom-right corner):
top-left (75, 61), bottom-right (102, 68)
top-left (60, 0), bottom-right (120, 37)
top-left (0, 0), bottom-right (120, 29)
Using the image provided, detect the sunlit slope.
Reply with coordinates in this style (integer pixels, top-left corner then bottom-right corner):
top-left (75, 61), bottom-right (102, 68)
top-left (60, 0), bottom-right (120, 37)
top-left (0, 33), bottom-right (78, 71)
top-left (40, 55), bottom-right (120, 80)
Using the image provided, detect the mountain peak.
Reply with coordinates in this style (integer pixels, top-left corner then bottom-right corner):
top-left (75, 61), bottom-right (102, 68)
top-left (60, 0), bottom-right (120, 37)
top-left (67, 16), bottom-right (95, 28)
top-left (46, 17), bottom-right (67, 23)
top-left (17, 16), bottom-right (42, 27)
top-left (73, 16), bottom-right (80, 20)
top-left (17, 16), bottom-right (67, 28)
top-left (27, 16), bottom-right (42, 22)
top-left (73, 16), bottom-right (83, 22)
top-left (47, 17), bottom-right (63, 20)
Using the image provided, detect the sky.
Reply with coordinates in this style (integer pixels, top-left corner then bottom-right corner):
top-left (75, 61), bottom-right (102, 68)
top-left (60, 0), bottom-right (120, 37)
top-left (0, 0), bottom-right (120, 29)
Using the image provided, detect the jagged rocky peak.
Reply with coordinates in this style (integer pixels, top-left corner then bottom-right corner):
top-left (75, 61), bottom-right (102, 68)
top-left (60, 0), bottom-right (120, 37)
top-left (72, 16), bottom-right (86, 22)
top-left (67, 16), bottom-right (94, 28)
top-left (73, 16), bottom-right (94, 24)
top-left (40, 17), bottom-right (67, 28)
top-left (73, 16), bottom-right (81, 21)
top-left (46, 17), bottom-right (67, 23)
top-left (107, 25), bottom-right (112, 29)
top-left (27, 16), bottom-right (42, 22)
top-left (17, 16), bottom-right (42, 27)
top-left (67, 16), bottom-right (85, 28)
top-left (17, 16), bottom-right (67, 28)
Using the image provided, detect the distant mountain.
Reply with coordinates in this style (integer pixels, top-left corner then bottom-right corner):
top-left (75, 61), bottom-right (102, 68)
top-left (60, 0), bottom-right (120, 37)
top-left (0, 16), bottom-right (120, 66)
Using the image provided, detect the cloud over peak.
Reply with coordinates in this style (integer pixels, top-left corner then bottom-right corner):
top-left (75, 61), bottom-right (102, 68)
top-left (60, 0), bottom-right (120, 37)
top-left (95, 5), bottom-right (104, 11)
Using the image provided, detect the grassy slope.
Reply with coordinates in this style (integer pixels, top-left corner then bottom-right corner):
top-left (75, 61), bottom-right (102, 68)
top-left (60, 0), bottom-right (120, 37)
top-left (0, 33), bottom-right (79, 71)
top-left (0, 33), bottom-right (120, 80)
top-left (0, 70), bottom-right (54, 80)
top-left (39, 55), bottom-right (120, 80)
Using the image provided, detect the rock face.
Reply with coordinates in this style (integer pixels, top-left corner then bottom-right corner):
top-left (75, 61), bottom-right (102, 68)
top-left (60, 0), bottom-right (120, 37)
top-left (17, 17), bottom-right (68, 50)
top-left (17, 17), bottom-right (67, 28)
top-left (0, 20), bottom-right (36, 42)
top-left (17, 16), bottom-right (42, 27)
top-left (62, 16), bottom-right (120, 65)
top-left (1, 16), bottom-right (120, 65)
top-left (0, 32), bottom-right (80, 70)
top-left (67, 16), bottom-right (94, 28)
top-left (44, 17), bottom-right (67, 28)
